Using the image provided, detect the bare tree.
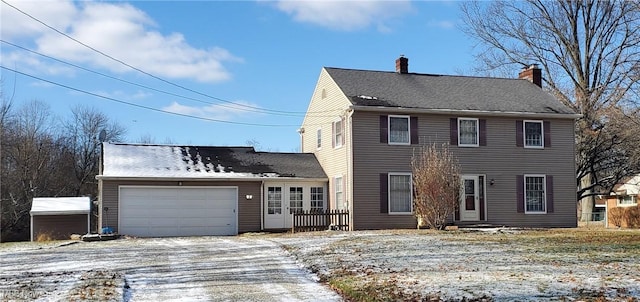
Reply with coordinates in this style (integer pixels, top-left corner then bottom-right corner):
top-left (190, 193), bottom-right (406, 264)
top-left (412, 143), bottom-right (461, 230)
top-left (1, 100), bottom-right (70, 240)
top-left (0, 81), bottom-right (14, 242)
top-left (64, 105), bottom-right (126, 197)
top-left (461, 1), bottom-right (640, 221)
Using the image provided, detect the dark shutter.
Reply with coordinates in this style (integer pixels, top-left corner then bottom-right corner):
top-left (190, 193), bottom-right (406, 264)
top-left (479, 175), bottom-right (486, 220)
top-left (380, 116), bottom-right (388, 143)
top-left (331, 121), bottom-right (335, 148)
top-left (341, 117), bottom-right (345, 146)
top-left (410, 116), bottom-right (419, 144)
top-left (380, 173), bottom-right (388, 213)
top-left (450, 118), bottom-right (458, 146)
top-left (546, 175), bottom-right (554, 213)
top-left (516, 175), bottom-right (524, 213)
top-left (516, 120), bottom-right (523, 147)
top-left (479, 119), bottom-right (487, 146)
top-left (544, 121), bottom-right (551, 147)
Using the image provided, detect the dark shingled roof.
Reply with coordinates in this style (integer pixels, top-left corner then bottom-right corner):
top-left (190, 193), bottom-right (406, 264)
top-left (103, 143), bottom-right (326, 179)
top-left (324, 67), bottom-right (576, 115)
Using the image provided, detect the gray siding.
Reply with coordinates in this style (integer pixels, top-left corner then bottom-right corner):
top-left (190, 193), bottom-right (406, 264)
top-left (100, 180), bottom-right (261, 233)
top-left (351, 111), bottom-right (577, 229)
top-left (33, 214), bottom-right (88, 240)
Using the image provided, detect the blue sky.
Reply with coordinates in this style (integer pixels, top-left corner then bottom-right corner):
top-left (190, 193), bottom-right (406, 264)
top-left (1, 0), bottom-right (476, 152)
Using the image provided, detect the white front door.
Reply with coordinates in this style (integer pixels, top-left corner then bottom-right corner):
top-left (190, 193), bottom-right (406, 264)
top-left (264, 185), bottom-right (285, 229)
top-left (284, 186), bottom-right (303, 227)
top-left (460, 176), bottom-right (480, 221)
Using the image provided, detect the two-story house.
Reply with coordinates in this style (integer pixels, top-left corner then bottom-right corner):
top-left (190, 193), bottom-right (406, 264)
top-left (300, 57), bottom-right (580, 229)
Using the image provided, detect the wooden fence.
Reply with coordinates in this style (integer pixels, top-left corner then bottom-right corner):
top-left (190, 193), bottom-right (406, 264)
top-left (292, 210), bottom-right (349, 233)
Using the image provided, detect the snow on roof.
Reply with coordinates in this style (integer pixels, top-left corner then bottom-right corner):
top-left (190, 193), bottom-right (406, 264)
top-left (101, 143), bottom-right (327, 179)
top-left (30, 197), bottom-right (90, 215)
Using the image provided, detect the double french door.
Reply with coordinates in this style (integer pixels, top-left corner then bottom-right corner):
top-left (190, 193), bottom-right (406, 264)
top-left (264, 183), bottom-right (326, 229)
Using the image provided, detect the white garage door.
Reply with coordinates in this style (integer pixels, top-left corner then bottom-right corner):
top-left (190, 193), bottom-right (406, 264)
top-left (119, 186), bottom-right (237, 237)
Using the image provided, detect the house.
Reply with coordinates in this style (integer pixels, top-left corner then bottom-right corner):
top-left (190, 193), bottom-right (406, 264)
top-left (30, 197), bottom-right (90, 241)
top-left (96, 143), bottom-right (327, 237)
top-left (299, 57), bottom-right (580, 229)
top-left (603, 174), bottom-right (640, 228)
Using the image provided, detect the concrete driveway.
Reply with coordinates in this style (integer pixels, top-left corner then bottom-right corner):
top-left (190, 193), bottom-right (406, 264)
top-left (0, 236), bottom-right (342, 301)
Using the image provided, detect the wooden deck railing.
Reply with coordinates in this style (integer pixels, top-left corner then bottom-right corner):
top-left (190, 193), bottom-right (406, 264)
top-left (292, 210), bottom-right (349, 233)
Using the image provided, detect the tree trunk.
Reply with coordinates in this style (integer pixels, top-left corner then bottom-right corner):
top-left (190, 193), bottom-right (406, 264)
top-left (579, 173), bottom-right (595, 222)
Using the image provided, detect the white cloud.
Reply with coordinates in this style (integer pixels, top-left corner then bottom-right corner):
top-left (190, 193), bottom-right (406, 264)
top-left (428, 19), bottom-right (456, 29)
top-left (90, 89), bottom-right (152, 101)
top-left (1, 0), bottom-right (240, 83)
top-left (274, 0), bottom-right (413, 31)
top-left (162, 101), bottom-right (262, 121)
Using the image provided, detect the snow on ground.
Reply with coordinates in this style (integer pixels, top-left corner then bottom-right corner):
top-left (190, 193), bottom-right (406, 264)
top-left (2, 230), bottom-right (638, 301)
top-left (270, 229), bottom-right (640, 301)
top-left (0, 237), bottom-right (341, 302)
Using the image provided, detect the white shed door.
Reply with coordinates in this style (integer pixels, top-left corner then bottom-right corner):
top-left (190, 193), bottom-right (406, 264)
top-left (119, 187), bottom-right (237, 237)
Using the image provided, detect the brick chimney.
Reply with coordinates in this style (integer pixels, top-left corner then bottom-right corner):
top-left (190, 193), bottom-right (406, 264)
top-left (395, 56), bottom-right (408, 74)
top-left (518, 64), bottom-right (542, 87)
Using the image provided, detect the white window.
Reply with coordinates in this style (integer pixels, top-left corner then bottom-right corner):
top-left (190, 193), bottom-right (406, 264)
top-left (311, 187), bottom-right (324, 211)
top-left (389, 116), bottom-right (410, 144)
top-left (267, 187), bottom-right (282, 215)
top-left (334, 176), bottom-right (344, 210)
top-left (458, 118), bottom-right (478, 147)
top-left (289, 187), bottom-right (303, 214)
top-left (524, 120), bottom-right (544, 148)
top-left (389, 173), bottom-right (412, 214)
top-left (316, 128), bottom-right (322, 149)
top-left (334, 120), bottom-right (343, 148)
top-left (525, 175), bottom-right (546, 213)
top-left (618, 195), bottom-right (637, 206)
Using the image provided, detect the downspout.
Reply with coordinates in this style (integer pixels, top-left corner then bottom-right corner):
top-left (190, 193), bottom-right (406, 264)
top-left (30, 213), bottom-right (33, 242)
top-left (346, 108), bottom-right (355, 231)
top-left (260, 180), bottom-right (264, 231)
top-left (97, 142), bottom-right (104, 234)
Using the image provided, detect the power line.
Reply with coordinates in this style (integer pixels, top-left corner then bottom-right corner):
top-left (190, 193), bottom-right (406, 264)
top-left (1, 40), bottom-right (317, 117)
top-left (0, 65), bottom-right (301, 127)
top-left (1, 0), bottom-right (341, 116)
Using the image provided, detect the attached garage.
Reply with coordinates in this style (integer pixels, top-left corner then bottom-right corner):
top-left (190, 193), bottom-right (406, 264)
top-left (118, 186), bottom-right (237, 237)
top-left (98, 143), bottom-right (328, 237)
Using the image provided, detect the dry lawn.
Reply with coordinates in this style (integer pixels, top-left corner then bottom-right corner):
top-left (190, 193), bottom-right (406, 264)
top-left (271, 228), bottom-right (640, 302)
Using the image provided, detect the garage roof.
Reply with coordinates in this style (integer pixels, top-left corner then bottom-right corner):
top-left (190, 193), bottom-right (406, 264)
top-left (101, 143), bottom-right (327, 179)
top-left (30, 197), bottom-right (90, 215)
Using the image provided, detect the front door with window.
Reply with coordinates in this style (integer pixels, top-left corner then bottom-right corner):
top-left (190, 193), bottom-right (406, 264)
top-left (264, 185), bottom-right (285, 229)
top-left (460, 176), bottom-right (480, 221)
top-left (263, 182), bottom-right (327, 229)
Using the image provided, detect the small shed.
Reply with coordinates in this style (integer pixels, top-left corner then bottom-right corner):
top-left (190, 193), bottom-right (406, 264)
top-left (30, 197), bottom-right (90, 241)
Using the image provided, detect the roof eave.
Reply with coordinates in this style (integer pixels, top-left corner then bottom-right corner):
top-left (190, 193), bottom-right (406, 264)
top-left (96, 176), bottom-right (328, 182)
top-left (349, 105), bottom-right (582, 119)
top-left (30, 210), bottom-right (90, 216)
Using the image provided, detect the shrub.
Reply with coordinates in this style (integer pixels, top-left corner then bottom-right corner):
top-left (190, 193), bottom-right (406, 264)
top-left (411, 143), bottom-right (461, 230)
top-left (609, 207), bottom-right (624, 227)
top-left (36, 232), bottom-right (53, 242)
top-left (624, 206), bottom-right (640, 228)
